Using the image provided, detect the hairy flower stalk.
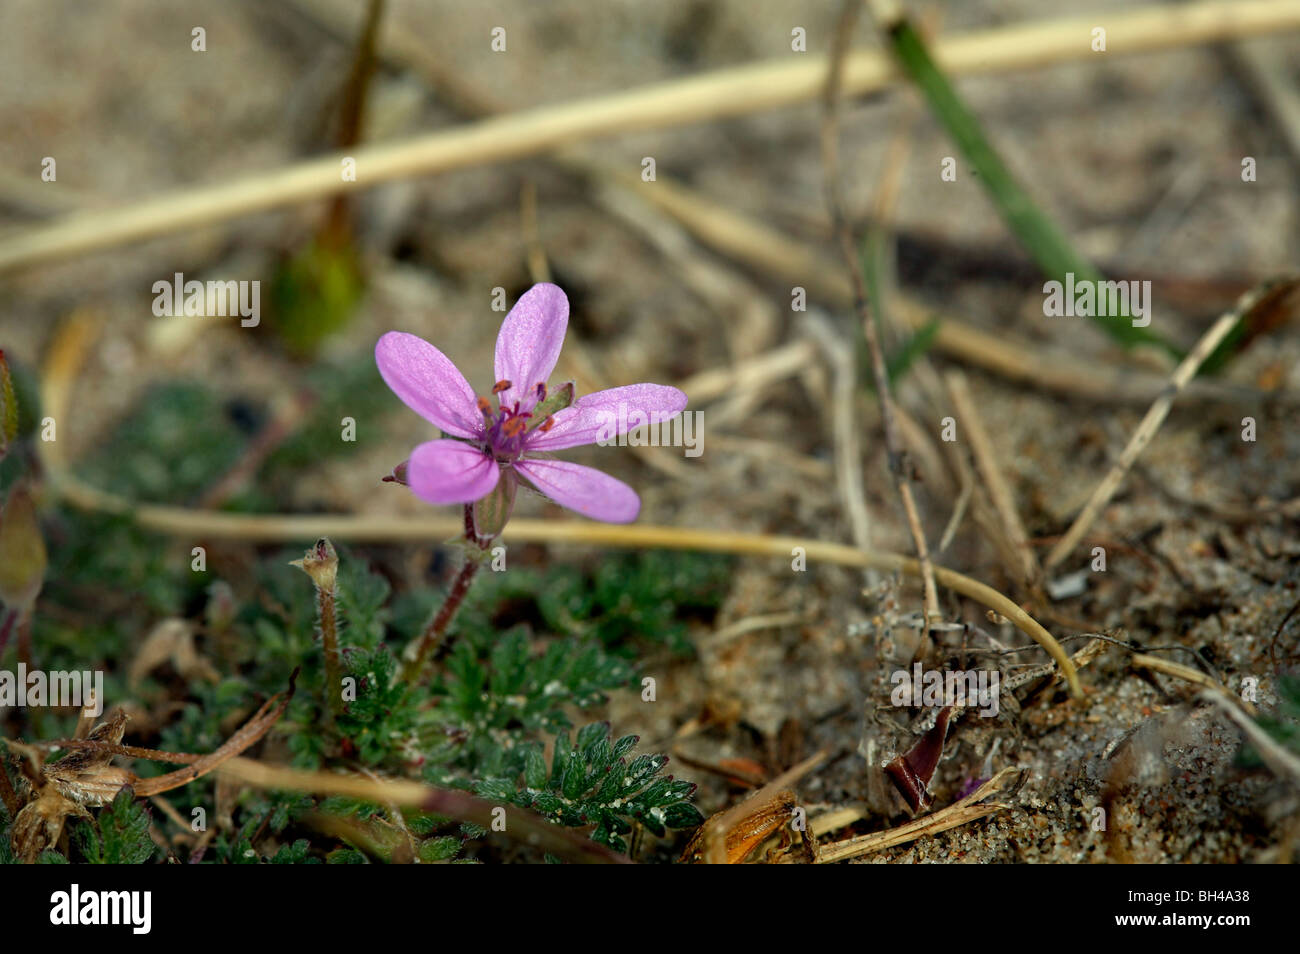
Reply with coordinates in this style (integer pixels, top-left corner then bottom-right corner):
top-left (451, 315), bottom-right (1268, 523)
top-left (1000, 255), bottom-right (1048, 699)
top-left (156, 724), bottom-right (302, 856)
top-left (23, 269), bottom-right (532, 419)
top-left (291, 538), bottom-right (343, 721)
top-left (376, 283), bottom-right (688, 678)
top-left (402, 505), bottom-right (487, 679)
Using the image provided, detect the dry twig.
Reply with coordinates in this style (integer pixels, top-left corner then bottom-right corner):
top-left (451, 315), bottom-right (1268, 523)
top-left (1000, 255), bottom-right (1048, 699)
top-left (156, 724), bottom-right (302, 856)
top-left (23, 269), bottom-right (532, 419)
top-left (215, 757), bottom-right (631, 864)
top-left (816, 765), bottom-right (1020, 863)
top-left (1044, 294), bottom-right (1263, 571)
top-left (822, 0), bottom-right (941, 627)
top-left (803, 310), bottom-right (874, 554)
top-left (945, 371), bottom-right (1042, 591)
top-left (2, 1), bottom-right (1296, 272)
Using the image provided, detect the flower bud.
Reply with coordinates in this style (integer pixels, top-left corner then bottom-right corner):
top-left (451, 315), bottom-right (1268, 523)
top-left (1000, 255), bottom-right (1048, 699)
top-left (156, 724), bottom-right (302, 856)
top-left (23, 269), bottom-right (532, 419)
top-left (381, 460), bottom-right (410, 486)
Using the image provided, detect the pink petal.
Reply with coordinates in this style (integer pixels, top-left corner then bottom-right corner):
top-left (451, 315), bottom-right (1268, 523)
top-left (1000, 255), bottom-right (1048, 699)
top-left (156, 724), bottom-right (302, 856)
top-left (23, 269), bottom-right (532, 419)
top-left (407, 440), bottom-right (500, 505)
top-left (515, 458), bottom-right (640, 523)
top-left (493, 283), bottom-right (568, 410)
top-left (525, 384), bottom-right (688, 451)
top-left (376, 332), bottom-right (483, 440)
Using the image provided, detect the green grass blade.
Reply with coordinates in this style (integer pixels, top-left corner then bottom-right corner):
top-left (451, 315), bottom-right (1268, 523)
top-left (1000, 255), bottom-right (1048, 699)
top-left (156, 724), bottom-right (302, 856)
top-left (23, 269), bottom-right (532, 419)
top-left (885, 18), bottom-right (1181, 358)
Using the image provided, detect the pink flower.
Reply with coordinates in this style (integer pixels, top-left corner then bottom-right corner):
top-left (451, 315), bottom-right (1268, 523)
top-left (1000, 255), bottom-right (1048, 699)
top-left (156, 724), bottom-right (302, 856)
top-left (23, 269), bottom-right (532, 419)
top-left (375, 283), bottom-right (687, 526)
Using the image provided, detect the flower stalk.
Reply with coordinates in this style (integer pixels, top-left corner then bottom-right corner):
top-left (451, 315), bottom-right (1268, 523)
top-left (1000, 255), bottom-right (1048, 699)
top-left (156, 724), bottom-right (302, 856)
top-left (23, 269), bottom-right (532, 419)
top-left (402, 505), bottom-right (488, 680)
top-left (291, 538), bottom-right (343, 721)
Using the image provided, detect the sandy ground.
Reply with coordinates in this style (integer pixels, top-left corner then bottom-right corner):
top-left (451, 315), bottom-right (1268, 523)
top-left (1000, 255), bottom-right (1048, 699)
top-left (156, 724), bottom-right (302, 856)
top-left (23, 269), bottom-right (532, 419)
top-left (2, 0), bottom-right (1298, 862)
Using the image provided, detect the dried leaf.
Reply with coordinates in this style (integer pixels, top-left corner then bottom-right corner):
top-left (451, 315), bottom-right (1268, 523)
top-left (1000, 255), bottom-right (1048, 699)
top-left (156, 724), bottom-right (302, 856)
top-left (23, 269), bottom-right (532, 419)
top-left (127, 619), bottom-right (220, 689)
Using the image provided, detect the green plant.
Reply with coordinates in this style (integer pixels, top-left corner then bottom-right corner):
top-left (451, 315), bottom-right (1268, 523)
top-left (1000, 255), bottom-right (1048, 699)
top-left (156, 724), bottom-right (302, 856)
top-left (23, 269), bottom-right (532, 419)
top-left (2, 486), bottom-right (721, 862)
top-left (72, 789), bottom-right (157, 865)
top-left (476, 722), bottom-right (704, 854)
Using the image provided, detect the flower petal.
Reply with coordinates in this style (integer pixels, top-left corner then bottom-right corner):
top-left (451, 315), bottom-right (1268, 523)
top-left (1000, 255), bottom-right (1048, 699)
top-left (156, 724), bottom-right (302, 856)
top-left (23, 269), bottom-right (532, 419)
top-left (376, 332), bottom-right (483, 439)
top-left (524, 384), bottom-right (688, 451)
top-left (515, 458), bottom-right (640, 523)
top-left (494, 283), bottom-right (568, 410)
top-left (407, 440), bottom-right (499, 505)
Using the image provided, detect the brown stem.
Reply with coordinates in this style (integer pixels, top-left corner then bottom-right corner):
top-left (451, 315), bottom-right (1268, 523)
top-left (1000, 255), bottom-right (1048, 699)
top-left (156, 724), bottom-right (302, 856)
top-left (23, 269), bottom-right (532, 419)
top-left (402, 505), bottom-right (486, 680)
top-left (130, 673), bottom-right (298, 798)
top-left (15, 609), bottom-right (33, 672)
top-left (322, 0), bottom-right (387, 251)
top-left (318, 582), bottom-right (343, 722)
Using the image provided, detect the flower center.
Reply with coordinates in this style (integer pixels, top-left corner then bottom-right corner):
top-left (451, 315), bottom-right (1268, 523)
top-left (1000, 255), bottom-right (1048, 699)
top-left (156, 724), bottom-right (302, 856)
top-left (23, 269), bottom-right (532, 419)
top-left (477, 380), bottom-right (552, 461)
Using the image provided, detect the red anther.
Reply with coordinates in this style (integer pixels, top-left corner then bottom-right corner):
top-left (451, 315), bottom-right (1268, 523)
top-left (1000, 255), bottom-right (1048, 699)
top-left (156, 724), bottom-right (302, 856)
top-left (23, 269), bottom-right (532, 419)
top-left (501, 416), bottom-right (527, 438)
top-left (538, 416), bottom-right (555, 433)
top-left (535, 382), bottom-right (547, 402)
top-left (476, 396), bottom-right (492, 414)
top-left (492, 379), bottom-right (512, 394)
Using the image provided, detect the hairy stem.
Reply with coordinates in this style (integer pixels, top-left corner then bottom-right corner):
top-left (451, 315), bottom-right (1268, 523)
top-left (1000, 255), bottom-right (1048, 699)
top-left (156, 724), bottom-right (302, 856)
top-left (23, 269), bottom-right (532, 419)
top-left (318, 582), bottom-right (343, 722)
top-left (402, 505), bottom-right (485, 680)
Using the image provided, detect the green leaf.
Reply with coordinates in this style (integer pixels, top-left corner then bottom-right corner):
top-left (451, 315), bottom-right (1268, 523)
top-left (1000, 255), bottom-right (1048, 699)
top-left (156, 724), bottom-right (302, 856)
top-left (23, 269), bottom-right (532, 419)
top-left (886, 316), bottom-right (942, 386)
top-left (480, 722), bottom-right (702, 855)
top-left (622, 754), bottom-right (668, 793)
top-left (419, 836), bottom-right (462, 862)
top-left (327, 848), bottom-right (369, 864)
top-left (612, 734), bottom-right (639, 760)
top-left (577, 721), bottom-right (610, 755)
top-left (524, 745), bottom-right (548, 790)
top-left (74, 789), bottom-right (157, 864)
top-left (474, 777), bottom-right (516, 802)
top-left (662, 802), bottom-right (706, 829)
top-left (336, 558), bottom-right (392, 650)
top-left (270, 839), bottom-right (316, 863)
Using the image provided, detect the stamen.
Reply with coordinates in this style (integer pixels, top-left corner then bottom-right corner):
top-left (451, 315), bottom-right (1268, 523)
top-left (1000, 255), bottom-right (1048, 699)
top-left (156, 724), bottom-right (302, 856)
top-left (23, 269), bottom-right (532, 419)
top-left (476, 396), bottom-right (493, 415)
top-left (492, 379), bottom-right (512, 395)
top-left (501, 416), bottom-right (527, 438)
top-left (535, 382), bottom-right (547, 403)
top-left (538, 416), bottom-right (555, 433)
